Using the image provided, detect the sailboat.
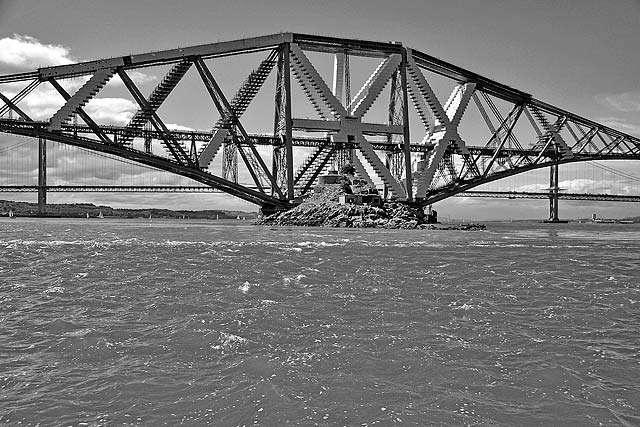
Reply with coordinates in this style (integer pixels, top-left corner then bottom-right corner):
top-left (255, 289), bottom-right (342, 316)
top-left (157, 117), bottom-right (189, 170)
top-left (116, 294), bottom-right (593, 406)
top-left (86, 213), bottom-right (90, 219)
top-left (8, 209), bottom-right (14, 218)
top-left (98, 211), bottom-right (104, 219)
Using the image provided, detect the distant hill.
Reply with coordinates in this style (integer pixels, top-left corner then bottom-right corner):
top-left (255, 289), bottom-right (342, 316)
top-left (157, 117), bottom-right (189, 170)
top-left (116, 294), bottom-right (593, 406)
top-left (0, 200), bottom-right (257, 220)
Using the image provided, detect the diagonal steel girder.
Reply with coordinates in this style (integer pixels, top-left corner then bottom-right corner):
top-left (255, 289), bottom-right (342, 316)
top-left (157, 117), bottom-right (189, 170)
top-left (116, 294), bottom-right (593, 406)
top-left (49, 68), bottom-right (116, 131)
top-left (411, 80), bottom-right (477, 198)
top-left (193, 57), bottom-right (284, 199)
top-left (0, 90), bottom-right (32, 121)
top-left (0, 79), bottom-right (39, 117)
top-left (300, 146), bottom-right (337, 194)
top-left (471, 94), bottom-right (531, 171)
top-left (525, 105), bottom-right (573, 159)
top-left (47, 77), bottom-right (113, 145)
top-left (288, 43), bottom-right (406, 198)
top-left (476, 103), bottom-right (525, 178)
top-left (531, 116), bottom-right (569, 164)
top-left (117, 68), bottom-right (194, 167)
top-left (118, 60), bottom-right (193, 145)
top-left (198, 49), bottom-right (278, 169)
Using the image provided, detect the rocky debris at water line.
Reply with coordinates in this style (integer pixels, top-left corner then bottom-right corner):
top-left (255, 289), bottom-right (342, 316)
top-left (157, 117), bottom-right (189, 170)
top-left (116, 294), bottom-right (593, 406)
top-left (257, 184), bottom-right (485, 231)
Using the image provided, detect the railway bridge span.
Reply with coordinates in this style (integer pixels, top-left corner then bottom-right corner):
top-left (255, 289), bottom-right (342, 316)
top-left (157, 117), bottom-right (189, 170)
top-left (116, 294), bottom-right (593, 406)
top-left (1, 33), bottom-right (638, 215)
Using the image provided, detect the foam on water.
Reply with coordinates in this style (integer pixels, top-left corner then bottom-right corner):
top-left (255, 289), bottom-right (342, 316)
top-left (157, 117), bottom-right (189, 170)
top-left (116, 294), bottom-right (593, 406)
top-left (1, 218), bottom-right (639, 425)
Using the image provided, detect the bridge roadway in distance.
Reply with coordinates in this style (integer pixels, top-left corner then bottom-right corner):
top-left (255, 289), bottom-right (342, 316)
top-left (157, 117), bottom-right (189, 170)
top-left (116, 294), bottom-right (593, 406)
top-left (1, 186), bottom-right (638, 203)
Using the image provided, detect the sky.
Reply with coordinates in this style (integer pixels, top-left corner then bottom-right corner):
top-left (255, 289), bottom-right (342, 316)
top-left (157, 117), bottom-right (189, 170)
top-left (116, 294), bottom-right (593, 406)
top-left (0, 0), bottom-right (639, 219)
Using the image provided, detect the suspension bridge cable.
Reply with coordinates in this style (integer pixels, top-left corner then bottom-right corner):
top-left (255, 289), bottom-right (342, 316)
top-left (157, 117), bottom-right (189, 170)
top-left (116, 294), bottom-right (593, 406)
top-left (72, 145), bottom-right (164, 172)
top-left (590, 161), bottom-right (640, 182)
top-left (0, 139), bottom-right (31, 154)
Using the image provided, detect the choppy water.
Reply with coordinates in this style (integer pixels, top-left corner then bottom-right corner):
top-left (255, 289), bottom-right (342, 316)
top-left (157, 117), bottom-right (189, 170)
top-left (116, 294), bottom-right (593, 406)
top-left (1, 218), bottom-right (639, 426)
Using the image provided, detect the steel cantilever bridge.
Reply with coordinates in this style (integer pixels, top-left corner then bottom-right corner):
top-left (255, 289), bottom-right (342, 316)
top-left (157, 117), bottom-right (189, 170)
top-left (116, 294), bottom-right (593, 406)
top-left (1, 33), bottom-right (639, 215)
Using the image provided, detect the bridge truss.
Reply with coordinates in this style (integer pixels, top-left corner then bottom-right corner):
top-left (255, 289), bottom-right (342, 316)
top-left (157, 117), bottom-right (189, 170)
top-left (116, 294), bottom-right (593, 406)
top-left (1, 33), bottom-right (639, 212)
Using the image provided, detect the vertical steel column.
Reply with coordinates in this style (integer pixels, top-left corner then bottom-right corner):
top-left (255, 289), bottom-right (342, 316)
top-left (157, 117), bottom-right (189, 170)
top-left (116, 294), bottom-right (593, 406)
top-left (400, 47), bottom-right (413, 201)
top-left (272, 51), bottom-right (285, 196)
top-left (283, 42), bottom-right (294, 200)
top-left (38, 136), bottom-right (47, 215)
top-left (548, 163), bottom-right (559, 221)
top-left (385, 71), bottom-right (398, 200)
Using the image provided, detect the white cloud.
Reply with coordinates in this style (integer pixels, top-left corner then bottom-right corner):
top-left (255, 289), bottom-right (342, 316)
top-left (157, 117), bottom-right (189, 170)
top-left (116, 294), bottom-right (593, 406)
top-left (0, 34), bottom-right (153, 86)
top-left (1, 81), bottom-right (138, 124)
top-left (108, 70), bottom-right (156, 88)
top-left (598, 117), bottom-right (640, 137)
top-left (517, 179), bottom-right (621, 195)
top-left (596, 91), bottom-right (640, 112)
top-left (84, 98), bottom-right (137, 125)
top-left (516, 183), bottom-right (546, 192)
top-left (20, 86), bottom-right (66, 119)
top-left (559, 179), bottom-right (612, 194)
top-left (166, 123), bottom-right (195, 131)
top-left (0, 34), bottom-right (74, 71)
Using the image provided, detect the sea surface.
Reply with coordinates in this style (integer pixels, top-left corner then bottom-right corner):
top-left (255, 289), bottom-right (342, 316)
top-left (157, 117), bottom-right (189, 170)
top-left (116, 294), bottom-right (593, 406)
top-left (0, 218), bottom-right (639, 426)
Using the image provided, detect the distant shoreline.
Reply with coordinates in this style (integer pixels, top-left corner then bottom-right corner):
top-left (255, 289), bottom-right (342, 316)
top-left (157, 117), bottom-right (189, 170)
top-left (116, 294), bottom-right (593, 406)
top-left (0, 199), bottom-right (256, 220)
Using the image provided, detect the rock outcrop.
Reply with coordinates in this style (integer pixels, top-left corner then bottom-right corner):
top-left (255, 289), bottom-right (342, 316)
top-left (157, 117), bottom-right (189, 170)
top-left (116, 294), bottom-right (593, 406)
top-left (257, 184), bottom-right (485, 231)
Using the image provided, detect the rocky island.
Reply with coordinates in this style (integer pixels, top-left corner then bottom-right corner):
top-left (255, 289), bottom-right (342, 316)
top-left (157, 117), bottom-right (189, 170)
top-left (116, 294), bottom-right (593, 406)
top-left (258, 166), bottom-right (485, 231)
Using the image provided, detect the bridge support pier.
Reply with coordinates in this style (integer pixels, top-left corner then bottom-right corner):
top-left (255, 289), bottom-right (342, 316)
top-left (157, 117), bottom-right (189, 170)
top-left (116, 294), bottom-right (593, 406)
top-left (545, 163), bottom-right (564, 223)
top-left (38, 137), bottom-right (47, 216)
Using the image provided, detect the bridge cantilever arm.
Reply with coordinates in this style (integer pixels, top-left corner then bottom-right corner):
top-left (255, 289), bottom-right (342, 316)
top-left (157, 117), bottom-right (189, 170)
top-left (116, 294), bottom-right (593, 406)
top-left (0, 91), bottom-right (31, 121)
top-left (530, 98), bottom-right (640, 146)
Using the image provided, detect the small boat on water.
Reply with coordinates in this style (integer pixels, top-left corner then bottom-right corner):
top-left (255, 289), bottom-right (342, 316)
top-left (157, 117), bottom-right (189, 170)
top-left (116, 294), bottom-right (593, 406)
top-left (86, 213), bottom-right (90, 219)
top-left (8, 210), bottom-right (14, 218)
top-left (98, 211), bottom-right (104, 219)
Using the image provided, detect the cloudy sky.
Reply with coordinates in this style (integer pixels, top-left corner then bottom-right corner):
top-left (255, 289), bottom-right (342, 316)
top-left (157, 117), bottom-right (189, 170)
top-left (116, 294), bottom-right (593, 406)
top-left (0, 0), bottom-right (639, 219)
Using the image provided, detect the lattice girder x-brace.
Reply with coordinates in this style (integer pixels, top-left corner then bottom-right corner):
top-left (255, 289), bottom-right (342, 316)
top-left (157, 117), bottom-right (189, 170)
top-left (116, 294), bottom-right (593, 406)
top-left (410, 81), bottom-right (477, 198)
top-left (117, 69), bottom-right (194, 167)
top-left (193, 58), bottom-right (284, 199)
top-left (288, 43), bottom-right (406, 198)
top-left (0, 79), bottom-right (39, 117)
top-left (119, 60), bottom-right (193, 145)
top-left (0, 90), bottom-right (32, 121)
top-left (405, 52), bottom-right (472, 148)
top-left (524, 105), bottom-right (574, 160)
top-left (475, 103), bottom-right (526, 178)
top-left (198, 50), bottom-right (278, 169)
